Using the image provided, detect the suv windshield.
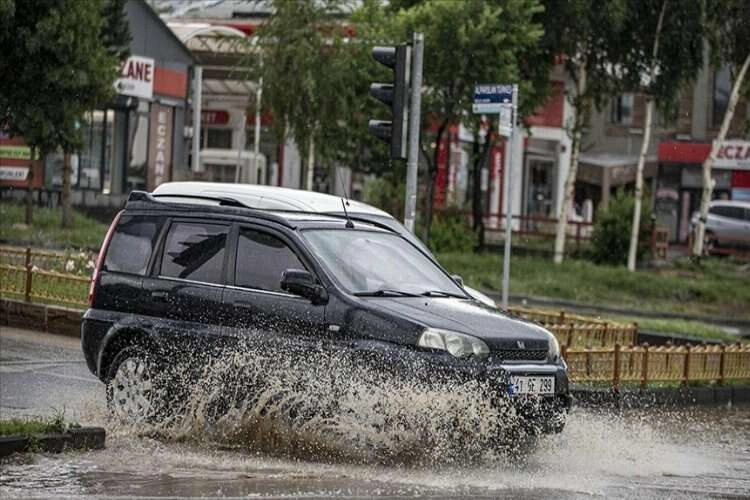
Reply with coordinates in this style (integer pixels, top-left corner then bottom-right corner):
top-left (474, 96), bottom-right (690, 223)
top-left (303, 229), bottom-right (466, 297)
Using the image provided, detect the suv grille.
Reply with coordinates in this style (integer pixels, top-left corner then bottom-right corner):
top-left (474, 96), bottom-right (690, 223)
top-left (496, 349), bottom-right (547, 361)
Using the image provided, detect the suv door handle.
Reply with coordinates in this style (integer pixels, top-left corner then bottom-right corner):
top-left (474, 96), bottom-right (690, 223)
top-left (231, 300), bottom-right (254, 311)
top-left (151, 290), bottom-right (169, 301)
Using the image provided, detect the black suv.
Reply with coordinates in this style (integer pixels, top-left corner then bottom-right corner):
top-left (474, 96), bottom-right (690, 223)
top-left (82, 191), bottom-right (570, 434)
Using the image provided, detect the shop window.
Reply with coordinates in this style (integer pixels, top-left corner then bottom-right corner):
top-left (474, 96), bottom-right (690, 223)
top-left (201, 128), bottom-right (232, 149)
top-left (610, 94), bottom-right (633, 125)
top-left (713, 67), bottom-right (731, 128)
top-left (77, 110), bottom-right (108, 190)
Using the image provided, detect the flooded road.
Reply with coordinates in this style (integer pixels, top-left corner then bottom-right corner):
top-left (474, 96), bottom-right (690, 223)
top-left (2, 327), bottom-right (749, 498)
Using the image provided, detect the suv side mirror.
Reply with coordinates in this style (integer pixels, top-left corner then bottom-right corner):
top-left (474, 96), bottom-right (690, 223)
top-left (452, 274), bottom-right (464, 287)
top-left (281, 269), bottom-right (328, 305)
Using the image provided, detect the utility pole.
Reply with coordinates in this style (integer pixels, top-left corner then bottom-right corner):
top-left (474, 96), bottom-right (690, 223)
top-left (501, 84), bottom-right (518, 310)
top-left (404, 32), bottom-right (423, 234)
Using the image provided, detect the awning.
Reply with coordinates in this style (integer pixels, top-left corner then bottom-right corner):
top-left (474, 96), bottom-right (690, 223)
top-left (658, 141), bottom-right (711, 164)
top-left (577, 152), bottom-right (657, 187)
top-left (167, 21), bottom-right (259, 98)
top-left (578, 152), bottom-right (657, 169)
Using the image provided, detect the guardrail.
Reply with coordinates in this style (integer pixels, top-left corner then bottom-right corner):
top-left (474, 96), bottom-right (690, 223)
top-left (563, 343), bottom-right (750, 388)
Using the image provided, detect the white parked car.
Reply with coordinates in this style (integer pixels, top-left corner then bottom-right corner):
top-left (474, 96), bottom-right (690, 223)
top-left (691, 200), bottom-right (750, 254)
top-left (152, 182), bottom-right (498, 308)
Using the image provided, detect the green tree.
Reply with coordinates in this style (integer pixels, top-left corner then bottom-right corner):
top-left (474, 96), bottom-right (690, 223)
top-left (620, 0), bottom-right (705, 271)
top-left (395, 0), bottom-right (550, 244)
top-left (693, 0), bottom-right (750, 257)
top-left (0, 0), bottom-right (126, 228)
top-left (542, 0), bottom-right (628, 264)
top-left (253, 0), bottom-right (362, 191)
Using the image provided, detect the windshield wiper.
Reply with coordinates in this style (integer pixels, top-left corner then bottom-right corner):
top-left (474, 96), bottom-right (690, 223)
top-left (420, 290), bottom-right (467, 299)
top-left (353, 289), bottom-right (419, 297)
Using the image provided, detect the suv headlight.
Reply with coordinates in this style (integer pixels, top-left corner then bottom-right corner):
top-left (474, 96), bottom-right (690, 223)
top-left (417, 328), bottom-right (490, 359)
top-left (547, 333), bottom-right (561, 362)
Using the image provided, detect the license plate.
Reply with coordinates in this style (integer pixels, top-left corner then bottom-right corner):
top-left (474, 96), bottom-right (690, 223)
top-left (509, 376), bottom-right (555, 395)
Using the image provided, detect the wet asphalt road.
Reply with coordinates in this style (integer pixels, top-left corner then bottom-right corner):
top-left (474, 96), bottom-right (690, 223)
top-left (1, 326), bottom-right (749, 499)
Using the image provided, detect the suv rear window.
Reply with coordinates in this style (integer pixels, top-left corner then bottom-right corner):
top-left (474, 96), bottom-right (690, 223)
top-left (104, 216), bottom-right (164, 275)
top-left (160, 222), bottom-right (228, 284)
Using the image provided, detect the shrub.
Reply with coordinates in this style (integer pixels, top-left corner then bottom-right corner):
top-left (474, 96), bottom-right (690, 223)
top-left (428, 208), bottom-right (478, 254)
top-left (588, 190), bottom-right (653, 265)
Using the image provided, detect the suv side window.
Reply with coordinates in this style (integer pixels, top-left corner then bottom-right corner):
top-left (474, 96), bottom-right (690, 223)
top-left (160, 222), bottom-right (228, 284)
top-left (235, 228), bottom-right (306, 292)
top-left (104, 215), bottom-right (164, 275)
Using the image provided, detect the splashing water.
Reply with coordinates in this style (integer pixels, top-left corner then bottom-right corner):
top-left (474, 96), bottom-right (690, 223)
top-left (124, 339), bottom-right (543, 466)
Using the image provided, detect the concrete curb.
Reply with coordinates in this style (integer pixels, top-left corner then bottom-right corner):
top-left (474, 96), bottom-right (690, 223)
top-left (0, 427), bottom-right (105, 458)
top-left (572, 385), bottom-right (750, 408)
top-left (0, 298), bottom-right (82, 338)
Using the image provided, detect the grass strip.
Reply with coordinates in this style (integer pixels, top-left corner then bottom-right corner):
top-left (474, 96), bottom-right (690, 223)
top-left (438, 252), bottom-right (750, 322)
top-left (0, 412), bottom-right (78, 437)
top-left (0, 201), bottom-right (107, 249)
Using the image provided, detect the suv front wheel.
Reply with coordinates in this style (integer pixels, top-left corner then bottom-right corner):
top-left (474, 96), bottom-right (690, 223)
top-left (106, 346), bottom-right (162, 423)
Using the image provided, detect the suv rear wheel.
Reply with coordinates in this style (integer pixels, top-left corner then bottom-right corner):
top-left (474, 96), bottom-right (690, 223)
top-left (106, 346), bottom-right (161, 423)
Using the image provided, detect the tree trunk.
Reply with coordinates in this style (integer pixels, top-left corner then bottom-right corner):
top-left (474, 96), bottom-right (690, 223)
top-left (693, 50), bottom-right (750, 257)
top-left (627, 97), bottom-right (654, 271)
top-left (62, 152), bottom-right (72, 228)
top-left (25, 147), bottom-right (35, 225)
top-left (306, 137), bottom-right (315, 191)
top-left (553, 62), bottom-right (587, 264)
top-left (421, 120), bottom-right (448, 244)
top-left (627, 0), bottom-right (667, 272)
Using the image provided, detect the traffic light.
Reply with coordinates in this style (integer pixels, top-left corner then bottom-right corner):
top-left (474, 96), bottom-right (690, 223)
top-left (368, 44), bottom-right (411, 160)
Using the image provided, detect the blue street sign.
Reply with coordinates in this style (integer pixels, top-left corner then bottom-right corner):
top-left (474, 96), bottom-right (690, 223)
top-left (473, 84), bottom-right (513, 113)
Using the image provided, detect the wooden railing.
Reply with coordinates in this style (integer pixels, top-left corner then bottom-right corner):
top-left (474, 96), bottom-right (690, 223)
top-left (0, 247), bottom-right (92, 308)
top-left (563, 343), bottom-right (750, 388)
top-left (508, 306), bottom-right (638, 348)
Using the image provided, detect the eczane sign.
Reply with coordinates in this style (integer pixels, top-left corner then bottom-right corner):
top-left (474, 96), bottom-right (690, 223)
top-left (714, 140), bottom-right (750, 170)
top-left (115, 55), bottom-right (155, 99)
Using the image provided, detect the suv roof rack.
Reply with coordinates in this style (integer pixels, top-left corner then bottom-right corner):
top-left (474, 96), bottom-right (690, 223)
top-left (151, 193), bottom-right (250, 208)
top-left (124, 191), bottom-right (295, 227)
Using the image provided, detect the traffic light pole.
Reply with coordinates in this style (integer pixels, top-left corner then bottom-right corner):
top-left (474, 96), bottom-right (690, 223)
top-left (404, 32), bottom-right (423, 234)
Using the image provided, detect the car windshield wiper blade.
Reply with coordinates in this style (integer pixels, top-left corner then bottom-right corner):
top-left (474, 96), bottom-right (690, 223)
top-left (420, 290), bottom-right (467, 299)
top-left (353, 289), bottom-right (419, 297)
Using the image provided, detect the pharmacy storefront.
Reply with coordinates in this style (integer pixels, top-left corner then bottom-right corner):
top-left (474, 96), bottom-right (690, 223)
top-left (1, 0), bottom-right (196, 208)
top-left (655, 140), bottom-right (750, 243)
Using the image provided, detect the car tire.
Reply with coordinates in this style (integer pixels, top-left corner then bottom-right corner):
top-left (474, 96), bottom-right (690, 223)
top-left (106, 345), bottom-right (164, 424)
top-left (704, 231), bottom-right (718, 256)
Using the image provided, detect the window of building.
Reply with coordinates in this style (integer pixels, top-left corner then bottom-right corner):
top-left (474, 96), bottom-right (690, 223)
top-left (160, 222), bottom-right (228, 284)
top-left (713, 67), bottom-right (731, 128)
top-left (234, 228), bottom-right (306, 292)
top-left (610, 94), bottom-right (634, 125)
top-left (104, 216), bottom-right (164, 275)
top-left (201, 128), bottom-right (232, 149)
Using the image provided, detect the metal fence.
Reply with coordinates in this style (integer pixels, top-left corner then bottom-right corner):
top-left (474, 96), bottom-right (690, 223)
top-left (563, 343), bottom-right (750, 388)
